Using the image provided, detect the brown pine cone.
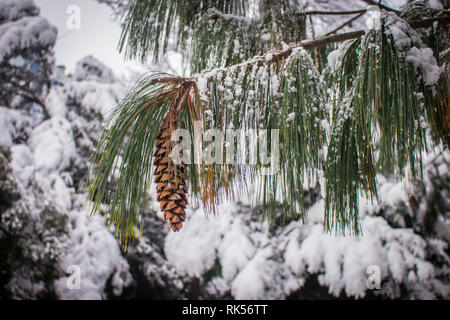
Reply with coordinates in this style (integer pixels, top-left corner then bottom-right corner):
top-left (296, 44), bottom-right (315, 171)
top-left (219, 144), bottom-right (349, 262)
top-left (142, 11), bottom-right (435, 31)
top-left (153, 111), bottom-right (188, 232)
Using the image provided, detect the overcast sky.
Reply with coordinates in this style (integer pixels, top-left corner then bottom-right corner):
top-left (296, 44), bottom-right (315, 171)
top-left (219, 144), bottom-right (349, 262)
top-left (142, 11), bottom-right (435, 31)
top-left (34, 0), bottom-right (144, 78)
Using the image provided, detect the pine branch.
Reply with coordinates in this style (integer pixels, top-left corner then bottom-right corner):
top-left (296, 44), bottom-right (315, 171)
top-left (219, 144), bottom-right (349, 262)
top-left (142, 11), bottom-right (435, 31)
top-left (84, 74), bottom-right (199, 248)
top-left (191, 14), bottom-right (449, 75)
top-left (85, 48), bottom-right (328, 244)
top-left (302, 31), bottom-right (366, 50)
top-left (323, 11), bottom-right (445, 233)
top-left (320, 12), bottom-right (366, 37)
top-left (286, 15), bottom-right (450, 51)
top-left (302, 9), bottom-right (367, 16)
top-left (119, 0), bottom-right (448, 73)
top-left (203, 7), bottom-right (450, 69)
top-left (189, 2), bottom-right (306, 73)
top-left (360, 0), bottom-right (399, 12)
top-left (88, 5), bottom-right (450, 246)
top-left (118, 0), bottom-right (249, 62)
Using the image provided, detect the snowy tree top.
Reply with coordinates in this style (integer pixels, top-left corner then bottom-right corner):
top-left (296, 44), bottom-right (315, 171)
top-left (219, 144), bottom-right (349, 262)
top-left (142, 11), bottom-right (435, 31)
top-left (0, 8), bottom-right (57, 63)
top-left (0, 0), bottom-right (39, 24)
top-left (74, 55), bottom-right (118, 84)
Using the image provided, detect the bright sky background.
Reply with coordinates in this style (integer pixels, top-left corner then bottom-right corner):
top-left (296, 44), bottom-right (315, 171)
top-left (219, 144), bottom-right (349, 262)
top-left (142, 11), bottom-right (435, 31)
top-left (34, 0), bottom-right (144, 78)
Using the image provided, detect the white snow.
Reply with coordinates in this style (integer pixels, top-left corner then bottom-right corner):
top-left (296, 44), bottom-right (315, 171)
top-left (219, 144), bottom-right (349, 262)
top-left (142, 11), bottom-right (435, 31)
top-left (233, 39), bottom-right (241, 54)
top-left (196, 76), bottom-right (208, 101)
top-left (366, 5), bottom-right (381, 30)
top-left (261, 33), bottom-right (271, 41)
top-left (406, 47), bottom-right (441, 86)
top-left (327, 49), bottom-right (340, 73)
top-left (45, 87), bottom-right (67, 118)
top-left (384, 12), bottom-right (420, 50)
top-left (207, 8), bottom-right (253, 24)
top-left (69, 80), bottom-right (126, 116)
top-left (219, 222), bottom-right (255, 281)
top-left (29, 117), bottom-right (76, 173)
top-left (286, 112), bottom-right (296, 122)
top-left (55, 196), bottom-right (132, 299)
top-left (231, 249), bottom-right (274, 299)
top-left (10, 144), bottom-right (34, 184)
top-left (265, 53), bottom-right (273, 62)
top-left (162, 184), bottom-right (448, 299)
top-left (164, 207), bottom-right (229, 277)
top-left (428, 0), bottom-right (444, 10)
top-left (0, 107), bottom-right (29, 148)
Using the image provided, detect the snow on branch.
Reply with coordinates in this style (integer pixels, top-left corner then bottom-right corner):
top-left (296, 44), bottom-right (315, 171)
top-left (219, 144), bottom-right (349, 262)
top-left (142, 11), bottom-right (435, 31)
top-left (207, 8), bottom-right (254, 24)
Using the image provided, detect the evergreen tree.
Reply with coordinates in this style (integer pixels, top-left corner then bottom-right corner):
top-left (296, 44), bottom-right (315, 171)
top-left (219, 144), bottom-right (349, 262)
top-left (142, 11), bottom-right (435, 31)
top-left (0, 1), bottom-right (132, 298)
top-left (0, 0), bottom-right (67, 299)
top-left (0, 0), bottom-right (56, 119)
top-left (86, 0), bottom-right (449, 248)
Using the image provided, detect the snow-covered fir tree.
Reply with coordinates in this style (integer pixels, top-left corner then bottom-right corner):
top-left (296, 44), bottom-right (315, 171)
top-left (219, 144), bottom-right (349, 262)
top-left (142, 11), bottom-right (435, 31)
top-left (0, 0), bottom-right (449, 300)
top-left (0, 0), bottom-right (131, 299)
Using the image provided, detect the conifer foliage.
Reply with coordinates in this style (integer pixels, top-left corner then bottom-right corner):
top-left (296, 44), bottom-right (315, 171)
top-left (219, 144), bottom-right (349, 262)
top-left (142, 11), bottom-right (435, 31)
top-left (86, 0), bottom-right (450, 246)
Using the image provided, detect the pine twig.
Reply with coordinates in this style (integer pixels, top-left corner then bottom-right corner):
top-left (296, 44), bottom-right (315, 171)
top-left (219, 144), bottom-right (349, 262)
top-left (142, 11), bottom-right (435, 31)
top-left (320, 12), bottom-right (366, 38)
top-left (302, 9), bottom-right (367, 16)
top-left (360, 0), bottom-right (399, 12)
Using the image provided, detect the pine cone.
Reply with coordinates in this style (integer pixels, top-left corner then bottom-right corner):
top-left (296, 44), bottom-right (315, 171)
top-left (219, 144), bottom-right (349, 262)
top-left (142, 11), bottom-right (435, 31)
top-left (153, 111), bottom-right (188, 232)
